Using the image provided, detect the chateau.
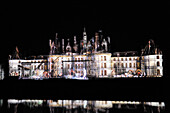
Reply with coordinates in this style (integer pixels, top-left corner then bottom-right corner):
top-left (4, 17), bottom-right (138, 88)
top-left (9, 29), bottom-right (163, 79)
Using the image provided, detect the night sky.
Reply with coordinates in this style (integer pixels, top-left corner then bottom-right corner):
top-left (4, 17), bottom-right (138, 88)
top-left (0, 1), bottom-right (169, 73)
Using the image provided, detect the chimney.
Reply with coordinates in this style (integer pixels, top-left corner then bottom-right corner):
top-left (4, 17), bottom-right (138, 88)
top-left (62, 39), bottom-right (65, 54)
top-left (95, 32), bottom-right (98, 52)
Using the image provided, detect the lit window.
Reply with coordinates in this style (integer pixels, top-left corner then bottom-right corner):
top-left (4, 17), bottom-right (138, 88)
top-left (129, 63), bottom-right (132, 68)
top-left (114, 63), bottom-right (116, 68)
top-left (101, 63), bottom-right (103, 68)
top-left (104, 70), bottom-right (107, 75)
top-left (101, 70), bottom-right (103, 75)
top-left (121, 63), bottom-right (123, 68)
top-left (41, 65), bottom-right (43, 70)
top-left (121, 58), bottom-right (123, 61)
top-left (101, 56), bottom-right (103, 61)
top-left (104, 63), bottom-right (107, 68)
top-left (104, 56), bottom-right (106, 61)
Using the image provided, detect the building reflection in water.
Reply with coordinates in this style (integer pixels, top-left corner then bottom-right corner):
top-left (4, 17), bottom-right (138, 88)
top-left (0, 99), bottom-right (165, 113)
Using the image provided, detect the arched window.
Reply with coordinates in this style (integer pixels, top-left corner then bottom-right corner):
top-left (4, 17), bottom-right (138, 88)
top-left (157, 69), bottom-right (160, 75)
top-left (129, 63), bottom-right (132, 68)
top-left (104, 70), bottom-right (107, 75)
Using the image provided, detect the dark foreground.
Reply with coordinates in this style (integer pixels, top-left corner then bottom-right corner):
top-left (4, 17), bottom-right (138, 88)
top-left (0, 77), bottom-right (169, 100)
top-left (0, 103), bottom-right (166, 113)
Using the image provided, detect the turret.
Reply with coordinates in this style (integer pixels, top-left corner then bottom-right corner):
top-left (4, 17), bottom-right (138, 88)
top-left (66, 39), bottom-right (72, 54)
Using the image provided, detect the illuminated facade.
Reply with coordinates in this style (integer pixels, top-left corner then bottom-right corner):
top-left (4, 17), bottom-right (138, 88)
top-left (9, 59), bottom-right (47, 77)
top-left (8, 29), bottom-right (163, 78)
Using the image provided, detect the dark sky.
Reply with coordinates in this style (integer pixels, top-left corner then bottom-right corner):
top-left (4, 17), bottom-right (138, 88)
top-left (0, 1), bottom-right (168, 67)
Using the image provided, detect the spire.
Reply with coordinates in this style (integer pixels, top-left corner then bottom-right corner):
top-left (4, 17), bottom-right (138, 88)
top-left (83, 27), bottom-right (87, 53)
top-left (66, 39), bottom-right (72, 52)
top-left (83, 27), bottom-right (86, 33)
top-left (12, 46), bottom-right (20, 59)
top-left (15, 46), bottom-right (20, 59)
top-left (73, 36), bottom-right (78, 53)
